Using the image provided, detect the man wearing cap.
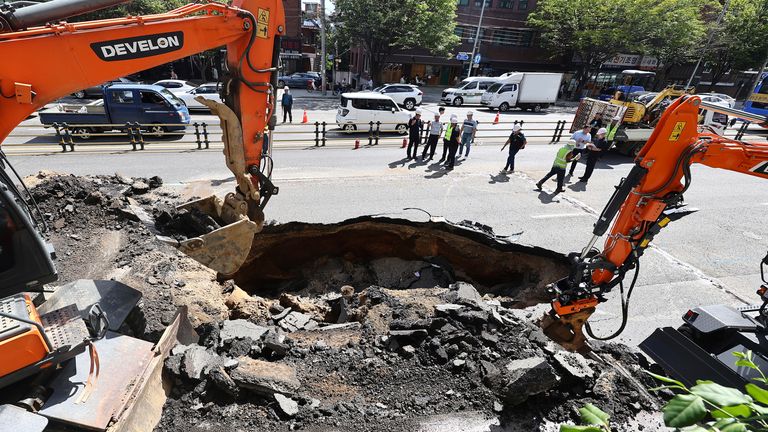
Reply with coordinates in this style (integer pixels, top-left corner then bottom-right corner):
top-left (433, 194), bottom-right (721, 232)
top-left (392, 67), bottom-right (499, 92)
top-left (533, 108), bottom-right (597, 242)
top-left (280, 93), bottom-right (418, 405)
top-left (567, 124), bottom-right (592, 177)
top-left (281, 86), bottom-right (293, 123)
top-left (444, 114), bottom-right (462, 170)
top-left (421, 112), bottom-right (443, 161)
top-left (536, 140), bottom-right (575, 194)
top-left (460, 111), bottom-right (478, 157)
top-left (578, 127), bottom-right (610, 183)
top-left (500, 124), bottom-right (526, 172)
top-left (406, 109), bottom-right (424, 160)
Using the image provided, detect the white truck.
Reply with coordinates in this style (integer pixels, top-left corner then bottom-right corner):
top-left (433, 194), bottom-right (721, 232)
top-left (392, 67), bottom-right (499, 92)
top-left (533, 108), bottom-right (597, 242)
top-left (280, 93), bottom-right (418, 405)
top-left (481, 72), bottom-right (563, 112)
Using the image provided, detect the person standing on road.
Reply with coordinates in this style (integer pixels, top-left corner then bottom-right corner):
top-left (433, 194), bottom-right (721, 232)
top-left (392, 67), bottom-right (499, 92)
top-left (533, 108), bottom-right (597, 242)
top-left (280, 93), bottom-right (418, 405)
top-left (444, 115), bottom-right (462, 170)
top-left (460, 111), bottom-right (478, 157)
top-left (567, 125), bottom-right (592, 177)
top-left (407, 109), bottom-right (424, 160)
top-left (536, 140), bottom-right (575, 195)
top-left (421, 112), bottom-right (443, 161)
top-left (588, 113), bottom-right (604, 141)
top-left (281, 87), bottom-right (294, 123)
top-left (578, 127), bottom-right (610, 183)
top-left (500, 124), bottom-right (526, 172)
top-left (437, 107), bottom-right (450, 162)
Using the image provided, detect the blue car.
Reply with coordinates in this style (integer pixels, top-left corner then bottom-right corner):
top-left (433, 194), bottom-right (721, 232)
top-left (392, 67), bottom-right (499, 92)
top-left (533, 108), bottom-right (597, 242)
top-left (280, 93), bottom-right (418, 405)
top-left (277, 72), bottom-right (321, 89)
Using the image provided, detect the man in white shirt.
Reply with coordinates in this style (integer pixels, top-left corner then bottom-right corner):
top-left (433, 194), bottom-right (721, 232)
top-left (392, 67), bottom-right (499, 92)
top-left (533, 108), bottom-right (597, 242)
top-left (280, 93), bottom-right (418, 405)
top-left (568, 125), bottom-right (592, 177)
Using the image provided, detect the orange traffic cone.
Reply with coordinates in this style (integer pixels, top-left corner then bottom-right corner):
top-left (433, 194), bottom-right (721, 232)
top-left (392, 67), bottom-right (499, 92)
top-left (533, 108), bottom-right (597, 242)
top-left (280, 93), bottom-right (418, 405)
top-left (301, 110), bottom-right (308, 124)
top-left (402, 138), bottom-right (407, 148)
top-left (354, 139), bottom-right (360, 150)
top-left (493, 111), bottom-right (500, 125)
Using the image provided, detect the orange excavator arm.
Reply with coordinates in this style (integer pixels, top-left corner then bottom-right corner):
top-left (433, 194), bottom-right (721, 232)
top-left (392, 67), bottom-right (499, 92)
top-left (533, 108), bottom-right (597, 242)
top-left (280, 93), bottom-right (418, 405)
top-left (0, 0), bottom-right (284, 218)
top-left (544, 95), bottom-right (768, 350)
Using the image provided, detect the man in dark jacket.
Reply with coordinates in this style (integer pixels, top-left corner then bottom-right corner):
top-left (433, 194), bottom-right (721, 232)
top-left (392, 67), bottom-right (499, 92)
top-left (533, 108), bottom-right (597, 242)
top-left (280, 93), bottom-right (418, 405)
top-left (500, 124), bottom-right (526, 172)
top-left (281, 87), bottom-right (293, 123)
top-left (444, 114), bottom-right (461, 170)
top-left (407, 109), bottom-right (424, 160)
top-left (578, 127), bottom-right (610, 183)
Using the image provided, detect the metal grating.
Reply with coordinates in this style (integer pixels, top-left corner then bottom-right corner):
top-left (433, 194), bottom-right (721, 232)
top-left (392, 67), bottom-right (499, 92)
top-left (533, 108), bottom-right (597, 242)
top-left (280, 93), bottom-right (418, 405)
top-left (0, 295), bottom-right (31, 341)
top-left (41, 304), bottom-right (89, 350)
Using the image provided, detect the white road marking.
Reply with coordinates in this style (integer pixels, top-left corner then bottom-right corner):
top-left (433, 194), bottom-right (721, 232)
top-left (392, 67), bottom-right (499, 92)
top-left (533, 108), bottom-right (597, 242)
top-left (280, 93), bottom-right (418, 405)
top-left (530, 213), bottom-right (591, 219)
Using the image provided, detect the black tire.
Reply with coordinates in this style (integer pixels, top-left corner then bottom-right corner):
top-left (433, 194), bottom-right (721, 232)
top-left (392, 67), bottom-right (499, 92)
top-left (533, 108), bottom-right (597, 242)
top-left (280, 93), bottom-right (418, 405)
top-left (499, 102), bottom-right (510, 112)
top-left (343, 123), bottom-right (356, 134)
top-left (404, 99), bottom-right (416, 110)
top-left (73, 90), bottom-right (86, 99)
top-left (533, 104), bottom-right (542, 113)
top-left (452, 97), bottom-right (463, 107)
top-left (395, 124), bottom-right (407, 135)
top-left (278, 80), bottom-right (285, 88)
top-left (72, 127), bottom-right (92, 140)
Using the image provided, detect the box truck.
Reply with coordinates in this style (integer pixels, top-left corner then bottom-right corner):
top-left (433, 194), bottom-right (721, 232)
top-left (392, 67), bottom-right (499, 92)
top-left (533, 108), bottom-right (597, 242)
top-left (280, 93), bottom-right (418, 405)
top-left (481, 72), bottom-right (563, 112)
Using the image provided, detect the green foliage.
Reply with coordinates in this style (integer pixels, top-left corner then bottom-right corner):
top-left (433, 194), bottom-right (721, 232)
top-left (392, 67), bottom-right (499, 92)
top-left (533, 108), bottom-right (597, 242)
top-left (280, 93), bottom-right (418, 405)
top-left (69, 0), bottom-right (191, 22)
top-left (559, 403), bottom-right (611, 432)
top-left (333, 0), bottom-right (459, 79)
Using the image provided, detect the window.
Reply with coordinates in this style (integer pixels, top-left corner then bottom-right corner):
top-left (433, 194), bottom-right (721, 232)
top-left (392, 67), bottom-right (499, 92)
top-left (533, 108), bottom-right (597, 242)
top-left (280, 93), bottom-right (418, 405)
top-left (196, 85), bottom-right (218, 94)
top-left (454, 25), bottom-right (466, 38)
top-left (500, 84), bottom-right (517, 93)
top-left (518, 0), bottom-right (528, 10)
top-left (111, 90), bottom-right (134, 104)
top-left (462, 81), bottom-right (478, 90)
top-left (474, 0), bottom-right (492, 7)
top-left (457, 0), bottom-right (469, 5)
top-left (140, 91), bottom-right (165, 105)
top-left (352, 98), bottom-right (372, 109)
top-left (498, 0), bottom-right (513, 8)
top-left (478, 81), bottom-right (495, 90)
top-left (491, 28), bottom-right (534, 47)
top-left (487, 83), bottom-right (502, 92)
top-left (753, 77), bottom-right (768, 109)
top-left (376, 99), bottom-right (397, 111)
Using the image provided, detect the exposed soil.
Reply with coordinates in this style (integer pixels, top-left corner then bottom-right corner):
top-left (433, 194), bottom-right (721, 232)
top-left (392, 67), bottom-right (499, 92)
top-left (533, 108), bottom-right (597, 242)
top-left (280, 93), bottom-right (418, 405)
top-left (21, 172), bottom-right (666, 432)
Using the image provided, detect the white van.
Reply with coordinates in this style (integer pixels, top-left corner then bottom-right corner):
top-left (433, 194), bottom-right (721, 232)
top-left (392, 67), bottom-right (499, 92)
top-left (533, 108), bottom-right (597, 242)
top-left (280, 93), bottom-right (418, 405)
top-left (336, 93), bottom-right (412, 134)
top-left (481, 72), bottom-right (563, 112)
top-left (441, 76), bottom-right (500, 106)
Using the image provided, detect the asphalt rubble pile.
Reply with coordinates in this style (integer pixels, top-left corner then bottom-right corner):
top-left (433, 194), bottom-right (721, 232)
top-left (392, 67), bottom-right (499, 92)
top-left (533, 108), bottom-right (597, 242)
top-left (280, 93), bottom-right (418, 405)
top-left (24, 172), bottom-right (664, 432)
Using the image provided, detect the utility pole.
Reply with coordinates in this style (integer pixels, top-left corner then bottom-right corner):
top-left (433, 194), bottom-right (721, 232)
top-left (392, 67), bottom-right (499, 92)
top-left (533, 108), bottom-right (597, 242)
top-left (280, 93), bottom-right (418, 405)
top-left (320, 0), bottom-right (327, 96)
top-left (467, 0), bottom-right (486, 78)
top-left (686, 0), bottom-right (730, 89)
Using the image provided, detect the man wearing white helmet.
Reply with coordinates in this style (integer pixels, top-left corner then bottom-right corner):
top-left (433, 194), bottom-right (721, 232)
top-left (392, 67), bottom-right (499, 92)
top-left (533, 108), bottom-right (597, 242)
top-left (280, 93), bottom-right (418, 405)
top-left (406, 109), bottom-right (424, 160)
top-left (460, 111), bottom-right (478, 157)
top-left (500, 123), bottom-right (526, 172)
top-left (421, 112), bottom-right (443, 161)
top-left (578, 127), bottom-right (610, 183)
top-left (444, 114), bottom-right (462, 169)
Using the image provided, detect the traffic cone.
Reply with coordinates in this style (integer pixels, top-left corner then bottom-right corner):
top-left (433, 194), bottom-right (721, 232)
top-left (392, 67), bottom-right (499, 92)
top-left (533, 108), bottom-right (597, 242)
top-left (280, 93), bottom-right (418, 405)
top-left (402, 138), bottom-right (407, 148)
top-left (493, 111), bottom-right (500, 125)
top-left (354, 139), bottom-right (360, 150)
top-left (301, 110), bottom-right (308, 124)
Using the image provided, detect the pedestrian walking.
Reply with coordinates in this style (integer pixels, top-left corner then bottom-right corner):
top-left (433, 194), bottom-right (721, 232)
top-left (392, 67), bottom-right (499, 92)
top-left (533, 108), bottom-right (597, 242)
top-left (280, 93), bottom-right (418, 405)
top-left (536, 140), bottom-right (576, 195)
top-left (281, 86), bottom-right (293, 123)
top-left (407, 109), bottom-right (424, 160)
top-left (577, 127), bottom-right (610, 183)
top-left (588, 113), bottom-right (604, 140)
top-left (567, 125), bottom-right (592, 177)
top-left (421, 112), bottom-right (443, 160)
top-left (500, 124), bottom-right (526, 172)
top-left (460, 111), bottom-right (478, 157)
top-left (444, 115), bottom-right (461, 170)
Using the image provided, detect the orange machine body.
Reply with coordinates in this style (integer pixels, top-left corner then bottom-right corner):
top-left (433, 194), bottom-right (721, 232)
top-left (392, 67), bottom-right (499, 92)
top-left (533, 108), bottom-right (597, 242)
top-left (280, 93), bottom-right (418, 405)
top-left (0, 295), bottom-right (48, 378)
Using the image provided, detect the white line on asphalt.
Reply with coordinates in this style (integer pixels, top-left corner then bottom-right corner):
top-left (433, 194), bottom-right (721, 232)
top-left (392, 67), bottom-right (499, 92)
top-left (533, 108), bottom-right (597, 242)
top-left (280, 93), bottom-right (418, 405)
top-left (530, 213), bottom-right (591, 219)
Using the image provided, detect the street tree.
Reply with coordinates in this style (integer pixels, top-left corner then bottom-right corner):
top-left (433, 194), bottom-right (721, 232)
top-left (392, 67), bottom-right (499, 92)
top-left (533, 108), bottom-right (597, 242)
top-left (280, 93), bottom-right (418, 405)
top-left (70, 0), bottom-right (189, 21)
top-left (527, 0), bottom-right (640, 95)
top-left (333, 0), bottom-right (459, 82)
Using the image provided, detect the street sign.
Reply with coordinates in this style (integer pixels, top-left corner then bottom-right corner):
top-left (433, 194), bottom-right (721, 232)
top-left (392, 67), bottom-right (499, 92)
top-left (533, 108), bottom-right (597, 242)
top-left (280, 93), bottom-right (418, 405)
top-left (456, 52), bottom-right (470, 61)
top-left (473, 54), bottom-right (481, 64)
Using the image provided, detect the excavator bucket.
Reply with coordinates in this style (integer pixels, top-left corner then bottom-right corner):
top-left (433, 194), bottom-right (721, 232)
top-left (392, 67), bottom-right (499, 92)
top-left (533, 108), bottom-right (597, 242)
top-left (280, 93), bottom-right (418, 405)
top-left (174, 195), bottom-right (261, 275)
top-left (540, 308), bottom-right (595, 354)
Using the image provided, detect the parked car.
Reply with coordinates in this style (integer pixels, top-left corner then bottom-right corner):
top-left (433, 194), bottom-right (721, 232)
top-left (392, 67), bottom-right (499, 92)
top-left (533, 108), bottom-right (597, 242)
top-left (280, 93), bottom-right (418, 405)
top-left (336, 92), bottom-right (411, 134)
top-left (277, 72), bottom-right (321, 88)
top-left (178, 83), bottom-right (223, 110)
top-left (40, 84), bottom-right (190, 138)
top-left (153, 79), bottom-right (197, 95)
top-left (699, 92), bottom-right (736, 108)
top-left (71, 77), bottom-right (135, 99)
top-left (441, 76), bottom-right (500, 107)
top-left (370, 84), bottom-right (422, 110)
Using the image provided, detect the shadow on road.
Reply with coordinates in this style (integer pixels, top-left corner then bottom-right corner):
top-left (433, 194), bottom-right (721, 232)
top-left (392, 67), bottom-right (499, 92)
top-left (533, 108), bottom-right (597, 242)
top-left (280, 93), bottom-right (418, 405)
top-left (536, 190), bottom-right (560, 204)
top-left (488, 172), bottom-right (510, 184)
top-left (388, 157), bottom-right (411, 169)
top-left (568, 181), bottom-right (587, 192)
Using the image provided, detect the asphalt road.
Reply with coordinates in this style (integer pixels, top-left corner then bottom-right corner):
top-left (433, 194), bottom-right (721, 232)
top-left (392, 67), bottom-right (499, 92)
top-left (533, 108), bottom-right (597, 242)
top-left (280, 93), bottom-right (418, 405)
top-left (8, 137), bottom-right (767, 348)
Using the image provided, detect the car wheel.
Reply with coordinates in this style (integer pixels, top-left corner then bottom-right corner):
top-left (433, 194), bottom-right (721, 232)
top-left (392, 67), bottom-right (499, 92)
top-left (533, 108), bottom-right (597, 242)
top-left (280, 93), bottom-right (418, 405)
top-left (343, 123), bottom-right (357, 134)
top-left (148, 125), bottom-right (166, 137)
top-left (73, 127), bottom-right (91, 140)
top-left (278, 80), bottom-right (285, 88)
top-left (452, 97), bottom-right (463, 107)
top-left (404, 99), bottom-right (416, 110)
top-left (499, 102), bottom-right (510, 112)
top-left (396, 124), bottom-right (407, 135)
top-left (73, 90), bottom-right (86, 99)
top-left (533, 104), bottom-right (542, 113)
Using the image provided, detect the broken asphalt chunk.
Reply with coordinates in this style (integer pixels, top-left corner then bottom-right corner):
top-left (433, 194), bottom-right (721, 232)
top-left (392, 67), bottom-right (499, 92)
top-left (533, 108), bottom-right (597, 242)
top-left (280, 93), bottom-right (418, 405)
top-left (230, 358), bottom-right (300, 396)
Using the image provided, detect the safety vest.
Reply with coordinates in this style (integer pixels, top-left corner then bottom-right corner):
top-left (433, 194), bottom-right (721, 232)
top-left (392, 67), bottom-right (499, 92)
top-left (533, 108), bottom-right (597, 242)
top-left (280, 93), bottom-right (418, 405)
top-left (606, 122), bottom-right (620, 141)
top-left (554, 146), bottom-right (572, 169)
top-left (445, 124), bottom-right (454, 140)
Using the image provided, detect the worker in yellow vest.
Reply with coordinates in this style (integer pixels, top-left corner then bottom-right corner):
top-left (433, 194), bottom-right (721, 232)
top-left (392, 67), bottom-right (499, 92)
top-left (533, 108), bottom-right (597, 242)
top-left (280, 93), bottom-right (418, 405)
top-left (535, 140), bottom-right (576, 194)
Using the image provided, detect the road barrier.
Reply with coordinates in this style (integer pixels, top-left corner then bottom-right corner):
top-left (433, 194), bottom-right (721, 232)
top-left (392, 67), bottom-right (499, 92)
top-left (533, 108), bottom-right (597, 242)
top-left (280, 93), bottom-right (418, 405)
top-left (5, 117), bottom-right (765, 155)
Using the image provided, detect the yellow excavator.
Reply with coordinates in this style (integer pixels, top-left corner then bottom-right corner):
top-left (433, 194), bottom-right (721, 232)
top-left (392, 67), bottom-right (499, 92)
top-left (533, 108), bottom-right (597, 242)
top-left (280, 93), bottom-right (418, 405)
top-left (0, 0), bottom-right (284, 429)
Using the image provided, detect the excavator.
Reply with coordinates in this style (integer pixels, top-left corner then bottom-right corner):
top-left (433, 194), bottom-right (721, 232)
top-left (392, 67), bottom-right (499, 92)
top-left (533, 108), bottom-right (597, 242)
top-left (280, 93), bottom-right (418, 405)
top-left (0, 0), bottom-right (284, 429)
top-left (542, 94), bottom-right (768, 387)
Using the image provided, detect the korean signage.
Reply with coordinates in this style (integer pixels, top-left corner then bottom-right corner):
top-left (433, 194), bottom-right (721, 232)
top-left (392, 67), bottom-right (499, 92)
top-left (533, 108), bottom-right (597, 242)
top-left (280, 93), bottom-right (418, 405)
top-left (601, 53), bottom-right (659, 70)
